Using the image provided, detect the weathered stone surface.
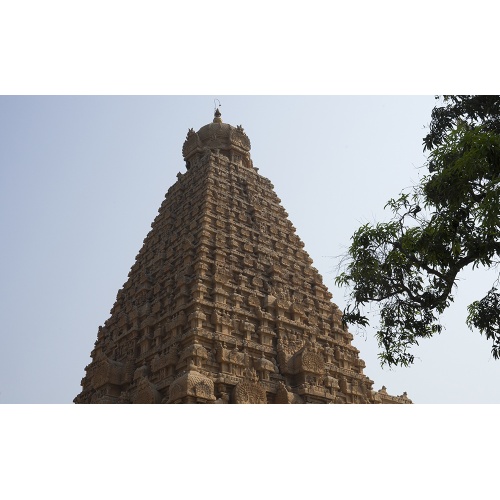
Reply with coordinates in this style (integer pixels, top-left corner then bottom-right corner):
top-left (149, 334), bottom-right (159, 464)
top-left (74, 109), bottom-right (411, 404)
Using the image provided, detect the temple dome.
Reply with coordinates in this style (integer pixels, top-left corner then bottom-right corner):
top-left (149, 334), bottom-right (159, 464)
top-left (182, 108), bottom-right (251, 164)
top-left (167, 369), bottom-right (216, 403)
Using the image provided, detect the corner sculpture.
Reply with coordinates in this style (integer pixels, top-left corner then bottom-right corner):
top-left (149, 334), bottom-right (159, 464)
top-left (74, 109), bottom-right (411, 404)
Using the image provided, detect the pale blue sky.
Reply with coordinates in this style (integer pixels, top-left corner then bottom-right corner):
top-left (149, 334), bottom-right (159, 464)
top-left (1, 95), bottom-right (499, 403)
top-left (2, 3), bottom-right (499, 498)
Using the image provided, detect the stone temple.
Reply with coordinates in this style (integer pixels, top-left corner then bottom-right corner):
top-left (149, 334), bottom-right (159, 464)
top-left (74, 109), bottom-right (411, 404)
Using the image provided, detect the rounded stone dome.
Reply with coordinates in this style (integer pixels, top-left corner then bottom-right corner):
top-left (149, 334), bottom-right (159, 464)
top-left (167, 369), bottom-right (216, 403)
top-left (182, 109), bottom-right (251, 163)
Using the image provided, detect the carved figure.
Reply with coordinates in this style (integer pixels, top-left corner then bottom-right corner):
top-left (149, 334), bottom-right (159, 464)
top-left (214, 342), bottom-right (249, 376)
top-left (323, 373), bottom-right (340, 395)
top-left (253, 353), bottom-right (277, 381)
top-left (178, 343), bottom-right (208, 368)
top-left (214, 392), bottom-right (230, 404)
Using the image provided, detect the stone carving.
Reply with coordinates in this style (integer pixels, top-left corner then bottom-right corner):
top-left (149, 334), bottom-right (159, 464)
top-left (323, 373), bottom-right (340, 395)
top-left (165, 343), bottom-right (179, 367)
top-left (275, 382), bottom-right (303, 404)
top-left (298, 349), bottom-right (325, 374)
top-left (134, 377), bottom-right (162, 404)
top-left (213, 392), bottom-right (230, 404)
top-left (74, 109), bottom-right (411, 405)
top-left (168, 370), bottom-right (216, 403)
top-left (91, 355), bottom-right (124, 389)
top-left (253, 353), bottom-right (278, 380)
top-left (233, 379), bottom-right (266, 404)
top-left (214, 342), bottom-right (249, 376)
top-left (178, 343), bottom-right (208, 368)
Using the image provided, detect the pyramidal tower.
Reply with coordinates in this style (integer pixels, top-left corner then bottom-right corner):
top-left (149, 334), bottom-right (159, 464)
top-left (74, 109), bottom-right (411, 404)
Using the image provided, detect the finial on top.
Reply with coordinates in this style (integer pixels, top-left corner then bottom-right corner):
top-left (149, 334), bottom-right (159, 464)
top-left (213, 99), bottom-right (222, 123)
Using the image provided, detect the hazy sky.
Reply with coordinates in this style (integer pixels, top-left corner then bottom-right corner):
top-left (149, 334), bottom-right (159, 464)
top-left (2, 4), bottom-right (499, 498)
top-left (1, 95), bottom-right (499, 404)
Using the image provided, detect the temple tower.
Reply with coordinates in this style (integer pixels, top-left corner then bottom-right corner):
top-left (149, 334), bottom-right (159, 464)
top-left (74, 109), bottom-right (411, 404)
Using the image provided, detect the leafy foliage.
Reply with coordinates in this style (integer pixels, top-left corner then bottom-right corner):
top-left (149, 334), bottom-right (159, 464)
top-left (336, 96), bottom-right (500, 366)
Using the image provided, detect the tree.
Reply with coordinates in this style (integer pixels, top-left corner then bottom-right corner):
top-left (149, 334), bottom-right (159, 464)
top-left (336, 96), bottom-right (500, 367)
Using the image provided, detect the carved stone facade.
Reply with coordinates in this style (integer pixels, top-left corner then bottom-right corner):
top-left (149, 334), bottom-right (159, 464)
top-left (74, 109), bottom-right (411, 404)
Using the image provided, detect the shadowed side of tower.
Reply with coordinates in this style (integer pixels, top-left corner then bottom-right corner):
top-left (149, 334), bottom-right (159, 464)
top-left (74, 109), bottom-right (411, 404)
